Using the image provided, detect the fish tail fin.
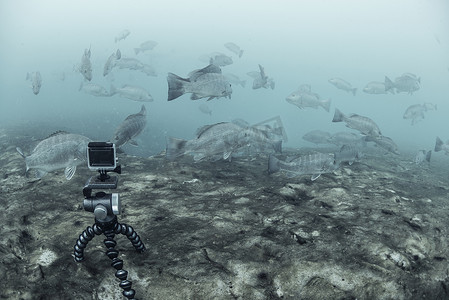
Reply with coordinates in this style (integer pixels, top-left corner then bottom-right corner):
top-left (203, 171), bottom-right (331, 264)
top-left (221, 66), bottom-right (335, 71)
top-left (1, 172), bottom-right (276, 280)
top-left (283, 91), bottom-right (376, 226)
top-left (426, 150), bottom-right (432, 162)
top-left (332, 108), bottom-right (345, 122)
top-left (435, 137), bottom-right (443, 152)
top-left (268, 155), bottom-right (281, 174)
top-left (384, 76), bottom-right (394, 92)
top-left (322, 98), bottom-right (331, 112)
top-left (134, 48), bottom-right (140, 55)
top-left (167, 73), bottom-right (188, 101)
top-left (166, 137), bottom-right (187, 161)
top-left (352, 88), bottom-right (357, 96)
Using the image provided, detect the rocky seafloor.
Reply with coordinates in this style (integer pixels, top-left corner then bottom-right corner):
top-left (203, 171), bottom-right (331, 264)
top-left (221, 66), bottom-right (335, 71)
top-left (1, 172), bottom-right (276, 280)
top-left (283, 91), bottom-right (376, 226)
top-left (1, 128), bottom-right (449, 300)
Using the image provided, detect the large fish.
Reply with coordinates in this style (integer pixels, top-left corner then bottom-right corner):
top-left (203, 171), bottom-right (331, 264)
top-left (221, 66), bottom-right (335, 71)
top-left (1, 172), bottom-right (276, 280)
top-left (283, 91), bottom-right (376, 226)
top-left (167, 64), bottom-right (232, 101)
top-left (414, 150), bottom-right (431, 164)
top-left (334, 144), bottom-right (363, 166)
top-left (385, 73), bottom-right (420, 94)
top-left (26, 71), bottom-right (42, 95)
top-left (79, 48), bottom-right (92, 81)
top-left (16, 132), bottom-right (91, 180)
top-left (268, 153), bottom-right (337, 181)
top-left (403, 104), bottom-right (426, 125)
top-left (332, 108), bottom-right (382, 138)
top-left (302, 130), bottom-right (332, 145)
top-left (112, 105), bottom-right (147, 148)
top-left (328, 77), bottom-right (357, 96)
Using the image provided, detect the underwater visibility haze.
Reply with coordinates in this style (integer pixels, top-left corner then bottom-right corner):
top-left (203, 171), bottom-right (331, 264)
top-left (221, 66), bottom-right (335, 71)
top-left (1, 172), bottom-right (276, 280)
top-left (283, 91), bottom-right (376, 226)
top-left (1, 0), bottom-right (449, 299)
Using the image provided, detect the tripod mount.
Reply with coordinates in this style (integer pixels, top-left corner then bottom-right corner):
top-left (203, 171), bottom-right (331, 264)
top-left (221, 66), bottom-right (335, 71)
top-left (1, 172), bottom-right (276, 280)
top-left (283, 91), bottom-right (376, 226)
top-left (74, 166), bottom-right (145, 300)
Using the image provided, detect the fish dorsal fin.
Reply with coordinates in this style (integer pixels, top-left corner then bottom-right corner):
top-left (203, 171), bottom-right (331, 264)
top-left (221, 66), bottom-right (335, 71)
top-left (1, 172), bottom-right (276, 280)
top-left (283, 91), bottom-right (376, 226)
top-left (47, 131), bottom-right (69, 138)
top-left (139, 105), bottom-right (147, 116)
top-left (189, 64), bottom-right (222, 81)
top-left (65, 165), bottom-right (76, 180)
top-left (195, 122), bottom-right (228, 138)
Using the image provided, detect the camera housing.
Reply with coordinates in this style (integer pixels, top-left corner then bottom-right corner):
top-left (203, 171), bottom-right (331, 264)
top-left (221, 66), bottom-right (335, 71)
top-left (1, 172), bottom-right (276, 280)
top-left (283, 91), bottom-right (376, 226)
top-left (87, 142), bottom-right (117, 171)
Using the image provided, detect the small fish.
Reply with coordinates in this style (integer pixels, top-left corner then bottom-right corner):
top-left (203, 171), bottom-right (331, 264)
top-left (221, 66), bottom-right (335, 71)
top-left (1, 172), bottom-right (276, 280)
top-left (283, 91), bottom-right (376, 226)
top-left (134, 40), bottom-right (158, 54)
top-left (365, 135), bottom-right (399, 155)
top-left (79, 82), bottom-right (111, 97)
top-left (302, 130), bottom-right (332, 145)
top-left (198, 104), bottom-right (212, 115)
top-left (434, 137), bottom-right (449, 155)
top-left (209, 53), bottom-right (233, 66)
top-left (328, 78), bottom-right (357, 96)
top-left (286, 85), bottom-right (331, 112)
top-left (224, 42), bottom-right (244, 58)
top-left (363, 81), bottom-right (391, 94)
top-left (224, 73), bottom-right (246, 88)
top-left (103, 49), bottom-right (121, 76)
top-left (249, 64), bottom-right (274, 90)
top-left (115, 29), bottom-right (130, 43)
top-left (414, 150), bottom-right (431, 164)
top-left (79, 48), bottom-right (92, 81)
top-left (385, 73), bottom-right (420, 95)
top-left (332, 108), bottom-right (382, 138)
top-left (403, 104), bottom-right (426, 125)
top-left (16, 132), bottom-right (91, 180)
top-left (110, 84), bottom-right (153, 102)
top-left (112, 105), bottom-right (147, 148)
top-left (26, 71), bottom-right (42, 95)
top-left (167, 64), bottom-right (232, 101)
top-left (114, 57), bottom-right (145, 70)
top-left (328, 132), bottom-right (366, 146)
top-left (268, 153), bottom-right (337, 181)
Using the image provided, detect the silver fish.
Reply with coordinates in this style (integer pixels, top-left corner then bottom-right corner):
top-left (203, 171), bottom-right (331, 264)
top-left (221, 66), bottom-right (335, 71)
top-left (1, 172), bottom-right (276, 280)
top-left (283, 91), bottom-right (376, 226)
top-left (363, 81), bottom-right (391, 94)
top-left (16, 132), bottom-right (91, 180)
top-left (26, 71), bottom-right (42, 95)
top-left (332, 108), bottom-right (382, 138)
top-left (365, 135), bottom-right (399, 155)
top-left (268, 153), bottom-right (337, 181)
top-left (115, 29), bottom-right (130, 43)
top-left (114, 57), bottom-right (145, 70)
top-left (328, 132), bottom-right (365, 146)
top-left (403, 104), bottom-right (426, 125)
top-left (302, 130), bottom-right (332, 145)
top-left (224, 42), bottom-right (244, 58)
top-left (80, 48), bottom-right (92, 81)
top-left (167, 64), bottom-right (232, 101)
top-left (103, 49), bottom-right (121, 76)
top-left (434, 137), bottom-right (449, 155)
top-left (334, 144), bottom-right (363, 166)
top-left (198, 104), bottom-right (212, 115)
top-left (286, 86), bottom-right (331, 112)
top-left (79, 82), bottom-right (111, 97)
top-left (328, 77), bottom-right (357, 96)
top-left (110, 84), bottom-right (153, 102)
top-left (224, 73), bottom-right (246, 88)
top-left (134, 40), bottom-right (158, 54)
top-left (112, 105), bottom-right (147, 148)
top-left (210, 54), bottom-right (233, 66)
top-left (414, 150), bottom-right (431, 164)
top-left (385, 73), bottom-right (420, 94)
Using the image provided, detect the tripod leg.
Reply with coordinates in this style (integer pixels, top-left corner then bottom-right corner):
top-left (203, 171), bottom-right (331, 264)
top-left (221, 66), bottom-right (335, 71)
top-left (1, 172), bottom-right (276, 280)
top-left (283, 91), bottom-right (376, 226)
top-left (115, 223), bottom-right (146, 253)
top-left (73, 224), bottom-right (104, 262)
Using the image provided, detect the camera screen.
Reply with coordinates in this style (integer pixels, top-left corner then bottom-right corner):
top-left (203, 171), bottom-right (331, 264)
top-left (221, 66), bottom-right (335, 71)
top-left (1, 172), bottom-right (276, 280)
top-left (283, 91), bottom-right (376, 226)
top-left (87, 142), bottom-right (116, 170)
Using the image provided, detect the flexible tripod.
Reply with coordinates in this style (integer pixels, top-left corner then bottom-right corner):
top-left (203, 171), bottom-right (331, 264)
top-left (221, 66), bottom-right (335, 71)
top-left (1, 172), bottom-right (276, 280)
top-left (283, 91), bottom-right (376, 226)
top-left (74, 165), bottom-right (145, 299)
